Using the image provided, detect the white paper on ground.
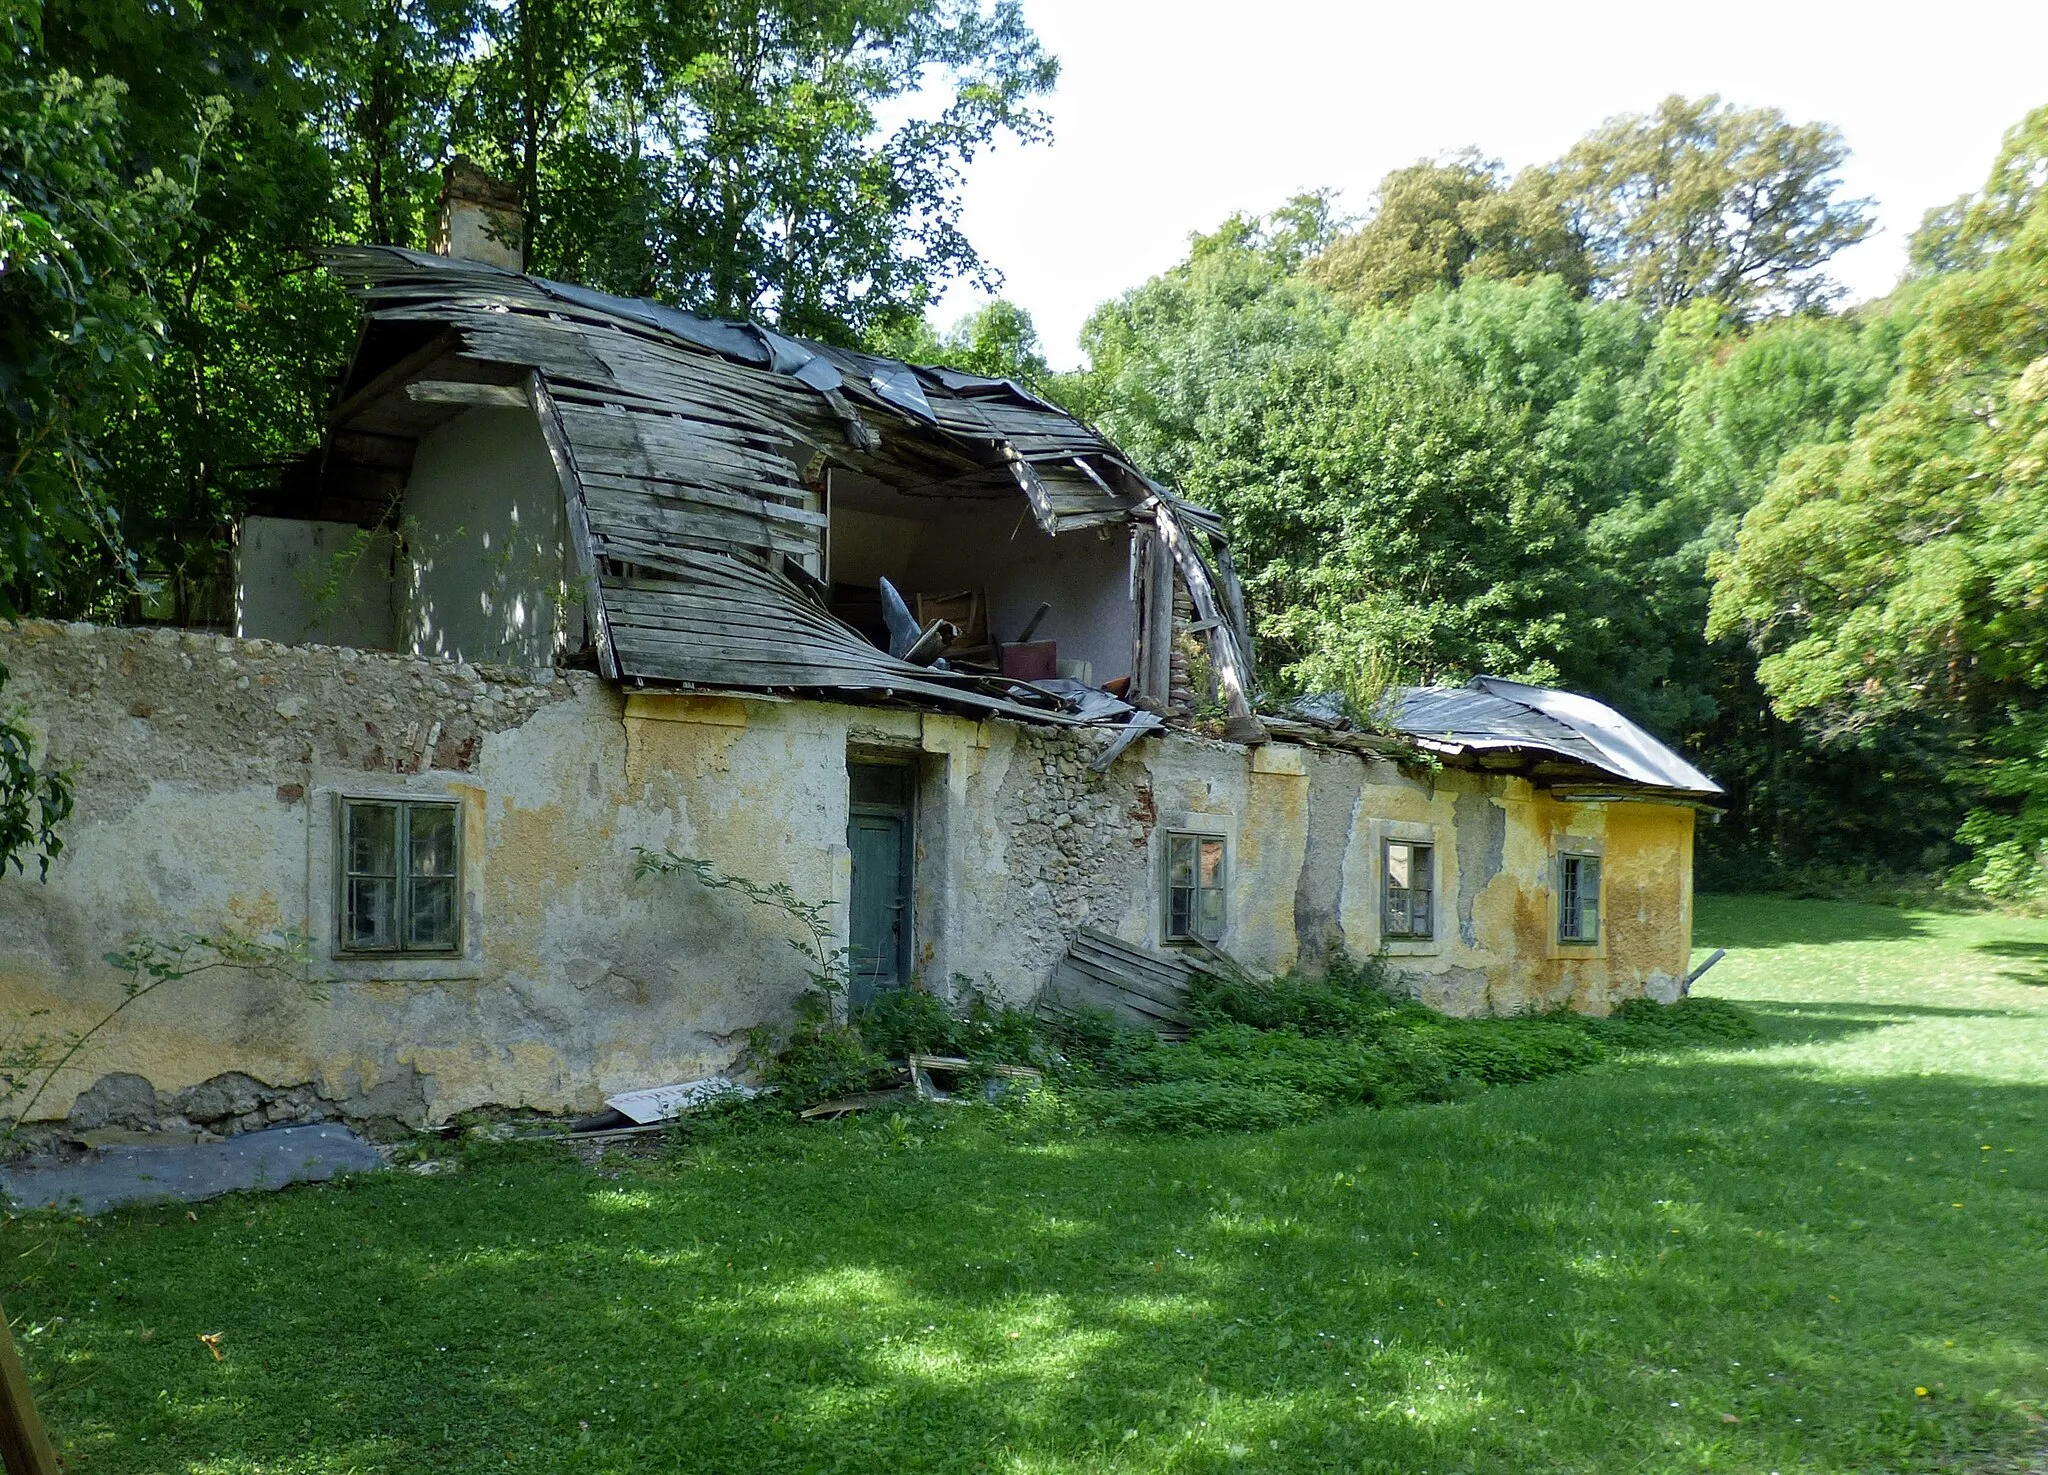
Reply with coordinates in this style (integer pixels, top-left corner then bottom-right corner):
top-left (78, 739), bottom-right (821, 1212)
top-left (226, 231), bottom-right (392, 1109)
top-left (603, 1077), bottom-right (759, 1124)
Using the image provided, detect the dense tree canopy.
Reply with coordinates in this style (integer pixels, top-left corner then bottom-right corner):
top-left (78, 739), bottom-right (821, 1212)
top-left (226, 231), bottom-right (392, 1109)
top-left (0, 0), bottom-right (1057, 622)
top-left (1712, 116), bottom-right (2048, 897)
top-left (1305, 151), bottom-right (1588, 308)
top-left (1552, 94), bottom-right (1873, 318)
top-left (1074, 94), bottom-right (2002, 887)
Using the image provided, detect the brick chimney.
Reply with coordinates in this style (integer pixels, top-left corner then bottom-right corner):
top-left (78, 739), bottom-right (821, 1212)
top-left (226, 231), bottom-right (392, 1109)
top-left (432, 156), bottom-right (523, 269)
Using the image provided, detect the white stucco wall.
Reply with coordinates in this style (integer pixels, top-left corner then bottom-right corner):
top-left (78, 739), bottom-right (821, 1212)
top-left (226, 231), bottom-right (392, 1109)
top-left (0, 621), bottom-right (1695, 1134)
top-left (235, 517), bottom-right (397, 649)
top-left (902, 503), bottom-right (1136, 685)
top-left (398, 406), bottom-right (583, 668)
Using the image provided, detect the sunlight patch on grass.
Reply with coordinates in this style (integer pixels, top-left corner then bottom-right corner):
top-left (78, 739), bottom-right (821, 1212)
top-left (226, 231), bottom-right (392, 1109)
top-left (8, 893), bottom-right (2046, 1473)
top-left (585, 1185), bottom-right (661, 1212)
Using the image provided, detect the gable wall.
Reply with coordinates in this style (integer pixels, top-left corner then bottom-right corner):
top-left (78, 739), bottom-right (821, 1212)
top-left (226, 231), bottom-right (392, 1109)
top-left (0, 621), bottom-right (1694, 1138)
top-left (398, 406), bottom-right (582, 667)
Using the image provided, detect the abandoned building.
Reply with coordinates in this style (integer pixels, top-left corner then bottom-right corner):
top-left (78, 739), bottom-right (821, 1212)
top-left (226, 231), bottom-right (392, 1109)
top-left (0, 177), bottom-right (1722, 1138)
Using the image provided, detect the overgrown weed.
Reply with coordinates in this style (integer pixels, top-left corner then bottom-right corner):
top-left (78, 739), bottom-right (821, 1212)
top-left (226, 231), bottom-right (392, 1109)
top-left (743, 952), bottom-right (1760, 1138)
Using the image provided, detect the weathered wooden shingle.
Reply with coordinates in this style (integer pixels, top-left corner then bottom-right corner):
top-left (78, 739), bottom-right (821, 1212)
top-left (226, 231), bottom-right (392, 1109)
top-left (319, 247), bottom-right (1254, 724)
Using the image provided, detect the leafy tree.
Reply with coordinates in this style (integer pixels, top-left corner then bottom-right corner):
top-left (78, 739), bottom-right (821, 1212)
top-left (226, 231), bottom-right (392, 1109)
top-left (1075, 198), bottom-right (1350, 486)
top-left (489, 0), bottom-right (1060, 340)
top-left (1306, 150), bottom-right (1589, 307)
top-left (866, 298), bottom-right (1050, 389)
top-left (1550, 94), bottom-right (1872, 319)
top-left (0, 0), bottom-right (205, 616)
top-left (1910, 103), bottom-right (2048, 274)
top-left (1635, 299), bottom-right (1950, 878)
top-left (0, 662), bottom-right (70, 881)
top-left (1709, 148), bottom-right (2048, 896)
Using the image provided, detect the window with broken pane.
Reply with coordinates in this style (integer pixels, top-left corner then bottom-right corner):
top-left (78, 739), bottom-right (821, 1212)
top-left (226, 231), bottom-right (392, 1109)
top-left (1559, 852), bottom-right (1602, 944)
top-left (1164, 832), bottom-right (1226, 943)
top-left (341, 799), bottom-right (462, 953)
top-left (1383, 839), bottom-right (1434, 940)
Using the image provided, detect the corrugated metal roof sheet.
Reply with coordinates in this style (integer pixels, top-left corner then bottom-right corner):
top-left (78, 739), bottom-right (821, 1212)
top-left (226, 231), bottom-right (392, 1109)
top-left (1383, 677), bottom-right (1722, 796)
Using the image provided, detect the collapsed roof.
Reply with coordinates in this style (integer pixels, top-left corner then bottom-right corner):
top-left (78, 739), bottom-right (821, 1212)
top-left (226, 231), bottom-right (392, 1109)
top-left (287, 249), bottom-right (1719, 798)
top-left (1267, 678), bottom-right (1720, 800)
top-left (299, 247), bottom-right (1259, 734)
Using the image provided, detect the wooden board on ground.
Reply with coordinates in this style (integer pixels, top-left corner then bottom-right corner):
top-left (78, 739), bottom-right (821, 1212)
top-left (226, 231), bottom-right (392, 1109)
top-left (1038, 926), bottom-right (1201, 1040)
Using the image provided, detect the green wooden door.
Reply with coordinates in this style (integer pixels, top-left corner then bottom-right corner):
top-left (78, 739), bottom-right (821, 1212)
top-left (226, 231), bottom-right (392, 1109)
top-left (848, 764), bottom-right (912, 1007)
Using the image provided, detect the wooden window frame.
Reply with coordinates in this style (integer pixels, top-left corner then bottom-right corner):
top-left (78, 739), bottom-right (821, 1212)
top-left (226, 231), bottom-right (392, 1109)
top-left (336, 797), bottom-right (464, 957)
top-left (1163, 831), bottom-right (1228, 944)
top-left (1558, 851), bottom-right (1602, 945)
top-left (1382, 837), bottom-right (1436, 941)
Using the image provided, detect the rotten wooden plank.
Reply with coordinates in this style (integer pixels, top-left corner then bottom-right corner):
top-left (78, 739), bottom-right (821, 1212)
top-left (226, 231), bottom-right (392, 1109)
top-left (1149, 499), bottom-right (1264, 739)
top-left (527, 371), bottom-right (619, 681)
top-left (405, 380), bottom-right (528, 407)
top-left (1005, 452), bottom-right (1060, 536)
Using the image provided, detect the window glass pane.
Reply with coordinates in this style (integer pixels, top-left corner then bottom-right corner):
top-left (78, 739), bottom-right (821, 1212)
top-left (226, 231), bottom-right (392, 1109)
top-left (409, 804), bottom-right (456, 878)
top-left (1197, 885), bottom-right (1225, 941)
top-left (407, 875), bottom-right (458, 950)
top-left (347, 876), bottom-right (396, 948)
top-left (1169, 889), bottom-right (1193, 939)
top-left (1412, 894), bottom-right (1431, 937)
top-left (1167, 835), bottom-right (1195, 888)
top-left (1198, 838), bottom-right (1224, 888)
top-left (1386, 842), bottom-right (1411, 890)
top-left (850, 763), bottom-right (909, 808)
top-left (1562, 856), bottom-right (1600, 941)
top-left (1386, 893), bottom-right (1410, 935)
top-left (347, 803), bottom-right (397, 876)
top-left (1412, 846), bottom-right (1433, 895)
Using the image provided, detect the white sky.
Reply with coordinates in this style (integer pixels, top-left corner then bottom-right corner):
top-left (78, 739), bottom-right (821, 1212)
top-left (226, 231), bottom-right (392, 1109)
top-left (929, 0), bottom-right (2048, 369)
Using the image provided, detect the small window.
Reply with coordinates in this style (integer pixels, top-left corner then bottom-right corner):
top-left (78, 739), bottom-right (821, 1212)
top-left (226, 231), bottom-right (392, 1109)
top-left (1164, 832), bottom-right (1227, 943)
top-left (1383, 839), bottom-right (1434, 940)
top-left (1559, 853), bottom-right (1602, 944)
top-left (340, 799), bottom-right (461, 954)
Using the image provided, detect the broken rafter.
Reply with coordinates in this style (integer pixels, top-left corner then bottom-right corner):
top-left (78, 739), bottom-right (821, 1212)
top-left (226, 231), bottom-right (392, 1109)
top-left (406, 380), bottom-right (529, 407)
top-left (1147, 498), bottom-right (1265, 742)
top-left (327, 330), bottom-right (461, 428)
top-left (527, 371), bottom-right (620, 681)
top-left (1003, 447), bottom-right (1060, 536)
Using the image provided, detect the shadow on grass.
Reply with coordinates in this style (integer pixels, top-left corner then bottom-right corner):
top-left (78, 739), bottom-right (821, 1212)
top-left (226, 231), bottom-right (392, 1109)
top-left (1695, 894), bottom-right (1934, 950)
top-left (1971, 940), bottom-right (2048, 987)
top-left (1737, 998), bottom-right (2023, 1046)
top-left (10, 1052), bottom-right (2048, 1475)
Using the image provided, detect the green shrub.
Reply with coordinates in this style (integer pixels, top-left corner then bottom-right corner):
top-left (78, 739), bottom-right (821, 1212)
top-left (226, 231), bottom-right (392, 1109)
top-left (854, 983), bottom-right (1046, 1065)
top-left (750, 993), bottom-right (894, 1108)
top-left (1184, 953), bottom-right (1401, 1035)
top-left (746, 962), bottom-right (1763, 1137)
top-left (855, 989), bottom-right (961, 1057)
top-left (1068, 1079), bottom-right (1323, 1135)
top-left (1587, 995), bottom-right (1763, 1049)
top-left (1039, 1007), bottom-right (1171, 1086)
top-left (950, 989), bottom-right (1045, 1064)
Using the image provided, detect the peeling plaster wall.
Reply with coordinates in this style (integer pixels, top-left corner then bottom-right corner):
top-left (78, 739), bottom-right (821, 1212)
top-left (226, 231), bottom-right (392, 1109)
top-left (0, 621), bottom-right (1695, 1133)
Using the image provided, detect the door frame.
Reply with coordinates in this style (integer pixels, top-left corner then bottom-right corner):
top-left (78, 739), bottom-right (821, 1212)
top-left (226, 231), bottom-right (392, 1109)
top-left (847, 757), bottom-right (916, 1004)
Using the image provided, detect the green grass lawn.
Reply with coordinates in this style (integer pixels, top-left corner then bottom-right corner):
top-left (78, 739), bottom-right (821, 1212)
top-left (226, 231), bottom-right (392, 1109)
top-left (6, 894), bottom-right (2047, 1473)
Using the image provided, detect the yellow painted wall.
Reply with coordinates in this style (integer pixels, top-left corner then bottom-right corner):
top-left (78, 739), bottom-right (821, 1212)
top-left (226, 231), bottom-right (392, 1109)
top-left (0, 622), bottom-right (1699, 1131)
